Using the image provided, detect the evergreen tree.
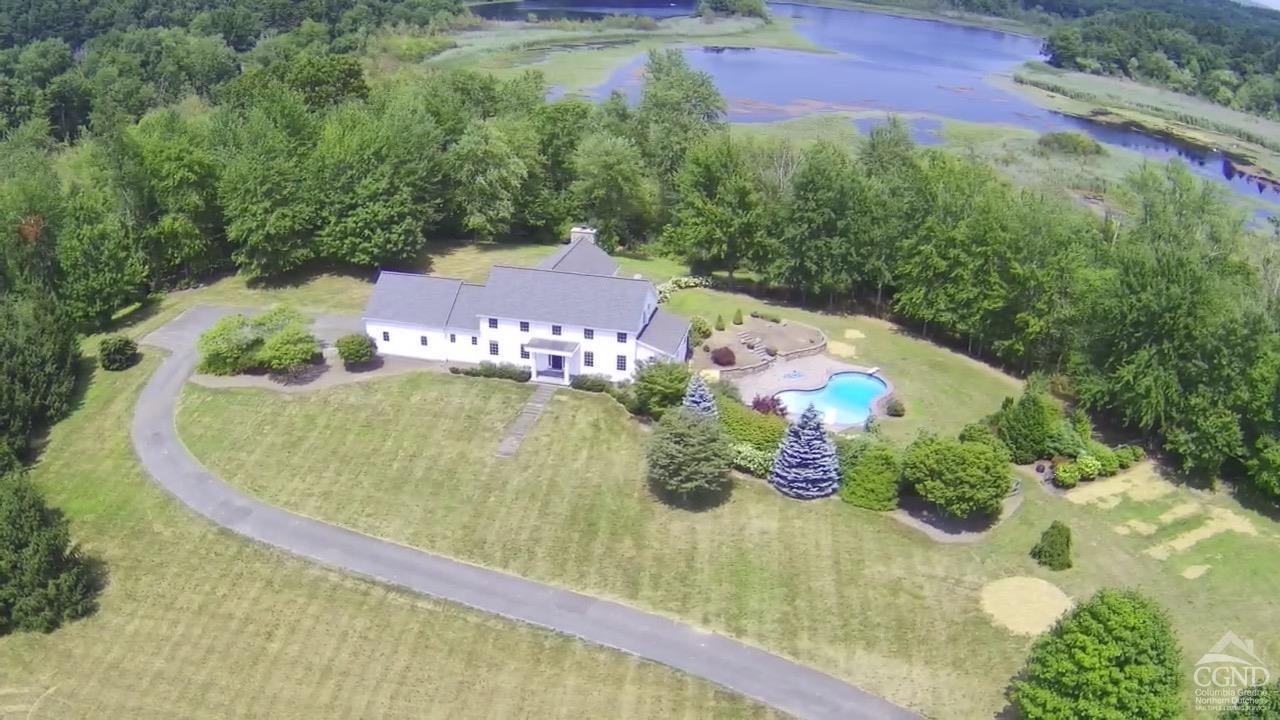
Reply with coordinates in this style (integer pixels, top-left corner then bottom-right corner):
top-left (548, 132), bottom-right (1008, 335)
top-left (770, 404), bottom-right (840, 499)
top-left (646, 408), bottom-right (731, 503)
top-left (0, 473), bottom-right (97, 634)
top-left (682, 373), bottom-right (718, 418)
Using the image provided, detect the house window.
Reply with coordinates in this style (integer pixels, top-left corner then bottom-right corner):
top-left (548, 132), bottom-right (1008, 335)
top-left (520, 346), bottom-right (529, 360)
top-left (616, 332), bottom-right (627, 343)
top-left (519, 321), bottom-right (529, 332)
top-left (381, 331), bottom-right (390, 342)
top-left (450, 334), bottom-right (456, 343)
top-left (552, 325), bottom-right (562, 336)
top-left (488, 318), bottom-right (498, 329)
top-left (584, 328), bottom-right (594, 340)
top-left (420, 335), bottom-right (429, 346)
top-left (489, 341), bottom-right (499, 356)
top-left (584, 351), bottom-right (594, 368)
top-left (471, 336), bottom-right (477, 346)
top-left (616, 355), bottom-right (627, 371)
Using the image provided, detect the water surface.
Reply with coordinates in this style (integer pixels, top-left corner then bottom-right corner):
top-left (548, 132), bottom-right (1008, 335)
top-left (476, 0), bottom-right (1280, 210)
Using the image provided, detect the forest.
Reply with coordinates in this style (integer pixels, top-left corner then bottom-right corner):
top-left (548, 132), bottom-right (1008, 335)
top-left (942, 0), bottom-right (1280, 116)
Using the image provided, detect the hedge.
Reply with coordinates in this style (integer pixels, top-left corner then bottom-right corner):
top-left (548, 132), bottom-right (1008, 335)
top-left (717, 395), bottom-right (788, 452)
top-left (570, 374), bottom-right (612, 392)
top-left (449, 362), bottom-right (531, 382)
top-left (730, 442), bottom-right (774, 477)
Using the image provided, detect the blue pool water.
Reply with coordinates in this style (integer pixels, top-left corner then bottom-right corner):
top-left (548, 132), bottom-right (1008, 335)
top-left (774, 372), bottom-right (889, 426)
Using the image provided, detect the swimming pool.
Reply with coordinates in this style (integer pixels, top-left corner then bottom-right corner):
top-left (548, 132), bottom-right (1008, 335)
top-left (774, 372), bottom-right (890, 426)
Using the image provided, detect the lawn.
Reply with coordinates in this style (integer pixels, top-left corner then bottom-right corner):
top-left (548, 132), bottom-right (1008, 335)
top-left (178, 360), bottom-right (1280, 718)
top-left (0, 291), bottom-right (774, 719)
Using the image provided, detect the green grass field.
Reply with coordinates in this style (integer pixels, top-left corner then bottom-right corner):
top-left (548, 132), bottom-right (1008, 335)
top-left (0, 290), bottom-right (774, 720)
top-left (177, 352), bottom-right (1280, 718)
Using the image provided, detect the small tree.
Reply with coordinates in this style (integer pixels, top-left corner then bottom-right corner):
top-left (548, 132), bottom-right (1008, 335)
top-left (838, 442), bottom-right (901, 511)
top-left (256, 325), bottom-right (320, 373)
top-left (993, 389), bottom-right (1058, 463)
top-left (634, 360), bottom-right (692, 419)
top-left (682, 373), bottom-right (718, 418)
top-left (770, 404), bottom-right (840, 499)
top-left (646, 409), bottom-right (731, 503)
top-left (732, 308), bottom-right (743, 325)
top-left (98, 335), bottom-right (138, 371)
top-left (714, 314), bottom-right (726, 331)
top-left (0, 473), bottom-right (97, 634)
top-left (1030, 521), bottom-right (1072, 570)
top-left (336, 333), bottom-right (376, 367)
top-left (902, 436), bottom-right (1010, 518)
top-left (689, 315), bottom-right (712, 343)
top-left (197, 314), bottom-right (260, 376)
top-left (1012, 589), bottom-right (1183, 720)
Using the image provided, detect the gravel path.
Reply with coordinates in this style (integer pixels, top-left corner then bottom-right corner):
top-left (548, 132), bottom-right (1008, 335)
top-left (131, 305), bottom-right (920, 720)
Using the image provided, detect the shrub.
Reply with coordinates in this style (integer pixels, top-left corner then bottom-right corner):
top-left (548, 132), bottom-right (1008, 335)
top-left (714, 314), bottom-right (725, 332)
top-left (710, 379), bottom-right (741, 402)
top-left (1116, 445), bottom-right (1145, 469)
top-left (701, 343), bottom-right (710, 352)
top-left (993, 389), bottom-right (1058, 463)
top-left (689, 315), bottom-right (712, 343)
top-left (750, 394), bottom-right (787, 416)
top-left (450, 362), bottom-right (531, 382)
top-left (732, 308), bottom-right (743, 325)
top-left (885, 395), bottom-right (905, 417)
top-left (98, 335), bottom-right (138, 371)
top-left (0, 473), bottom-right (97, 634)
top-left (958, 422), bottom-right (1010, 461)
top-left (717, 396), bottom-right (788, 452)
top-left (1075, 453), bottom-right (1103, 480)
top-left (335, 333), bottom-right (376, 367)
top-left (838, 443), bottom-right (901, 511)
top-left (197, 314), bottom-right (261, 376)
top-left (710, 346), bottom-right (736, 366)
top-left (655, 275), bottom-right (715, 303)
top-left (1012, 589), bottom-right (1182, 720)
top-left (1036, 130), bottom-right (1105, 156)
top-left (681, 373), bottom-right (718, 418)
top-left (903, 436), bottom-right (1011, 518)
top-left (1053, 461), bottom-right (1081, 488)
top-left (570, 374), bottom-right (611, 392)
top-left (646, 409), bottom-right (731, 502)
top-left (634, 360), bottom-right (692, 419)
top-left (764, 345), bottom-right (777, 356)
top-left (750, 310), bottom-right (782, 323)
top-left (256, 326), bottom-right (320, 373)
top-left (730, 442), bottom-right (773, 477)
top-left (250, 306), bottom-right (306, 336)
top-left (1046, 418), bottom-right (1087, 458)
top-left (1030, 520), bottom-right (1073, 570)
top-left (1085, 440), bottom-right (1119, 476)
top-left (605, 383), bottom-right (639, 413)
top-left (770, 405), bottom-right (840, 499)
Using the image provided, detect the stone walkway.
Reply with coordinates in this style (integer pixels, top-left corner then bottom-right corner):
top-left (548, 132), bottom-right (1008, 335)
top-left (131, 306), bottom-right (919, 720)
top-left (496, 383), bottom-right (558, 458)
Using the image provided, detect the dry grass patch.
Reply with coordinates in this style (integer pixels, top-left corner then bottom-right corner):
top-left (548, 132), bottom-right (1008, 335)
top-left (1159, 502), bottom-right (1202, 524)
top-left (1145, 508), bottom-right (1258, 561)
top-left (980, 577), bottom-right (1073, 636)
top-left (1181, 564), bottom-right (1212, 580)
top-left (1065, 463), bottom-right (1176, 507)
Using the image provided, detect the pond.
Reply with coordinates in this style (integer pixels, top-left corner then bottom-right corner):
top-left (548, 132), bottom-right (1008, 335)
top-left (474, 0), bottom-right (1280, 213)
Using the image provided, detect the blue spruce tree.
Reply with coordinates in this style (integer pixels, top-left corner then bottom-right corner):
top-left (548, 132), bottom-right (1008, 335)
top-left (682, 373), bottom-right (718, 419)
top-left (770, 404), bottom-right (840, 499)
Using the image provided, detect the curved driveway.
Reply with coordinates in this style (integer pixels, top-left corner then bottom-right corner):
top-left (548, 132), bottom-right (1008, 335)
top-left (131, 306), bottom-right (919, 720)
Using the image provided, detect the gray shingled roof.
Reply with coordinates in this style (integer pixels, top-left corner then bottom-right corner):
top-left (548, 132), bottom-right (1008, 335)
top-left (536, 239), bottom-right (620, 276)
top-left (482, 266), bottom-right (651, 332)
top-left (637, 308), bottom-right (690, 357)
top-left (444, 283), bottom-right (486, 329)
top-left (364, 272), bottom-right (462, 326)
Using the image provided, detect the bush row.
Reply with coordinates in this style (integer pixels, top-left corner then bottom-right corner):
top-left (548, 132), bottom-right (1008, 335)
top-left (449, 362), bottom-right (531, 382)
top-left (197, 307), bottom-right (320, 376)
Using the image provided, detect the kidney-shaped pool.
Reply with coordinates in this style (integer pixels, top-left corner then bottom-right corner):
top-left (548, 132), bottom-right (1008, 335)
top-left (774, 371), bottom-right (890, 427)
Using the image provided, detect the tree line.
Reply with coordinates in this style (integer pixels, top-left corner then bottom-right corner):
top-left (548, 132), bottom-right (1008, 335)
top-left (937, 0), bottom-right (1280, 117)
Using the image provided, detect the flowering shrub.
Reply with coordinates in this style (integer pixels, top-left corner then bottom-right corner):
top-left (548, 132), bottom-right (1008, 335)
top-left (656, 275), bottom-right (716, 303)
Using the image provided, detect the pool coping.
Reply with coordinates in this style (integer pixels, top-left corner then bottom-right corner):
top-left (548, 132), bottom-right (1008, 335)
top-left (772, 367), bottom-right (894, 432)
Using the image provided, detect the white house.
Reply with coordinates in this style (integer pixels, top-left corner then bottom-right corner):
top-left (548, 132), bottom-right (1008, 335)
top-left (362, 230), bottom-right (690, 384)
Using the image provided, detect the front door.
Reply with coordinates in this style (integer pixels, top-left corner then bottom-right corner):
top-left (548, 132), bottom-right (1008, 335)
top-left (550, 355), bottom-right (563, 371)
